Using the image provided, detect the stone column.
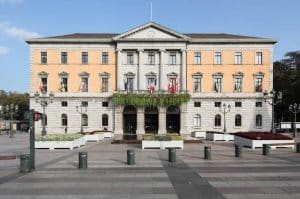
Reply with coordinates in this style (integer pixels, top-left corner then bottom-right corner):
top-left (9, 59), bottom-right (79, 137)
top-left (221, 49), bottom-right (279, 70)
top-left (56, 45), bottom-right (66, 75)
top-left (136, 107), bottom-right (145, 139)
top-left (159, 49), bottom-right (165, 91)
top-left (138, 49), bottom-right (143, 91)
top-left (180, 103), bottom-right (188, 137)
top-left (181, 49), bottom-right (187, 91)
top-left (116, 49), bottom-right (122, 90)
top-left (114, 106), bottom-right (123, 140)
top-left (158, 106), bottom-right (166, 134)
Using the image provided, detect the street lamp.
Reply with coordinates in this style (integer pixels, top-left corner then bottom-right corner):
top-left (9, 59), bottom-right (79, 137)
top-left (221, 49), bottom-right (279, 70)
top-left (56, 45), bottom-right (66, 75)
top-left (34, 91), bottom-right (54, 136)
top-left (76, 105), bottom-right (87, 134)
top-left (263, 89), bottom-right (282, 133)
top-left (1, 104), bottom-right (18, 138)
top-left (289, 103), bottom-right (300, 138)
top-left (219, 103), bottom-right (231, 133)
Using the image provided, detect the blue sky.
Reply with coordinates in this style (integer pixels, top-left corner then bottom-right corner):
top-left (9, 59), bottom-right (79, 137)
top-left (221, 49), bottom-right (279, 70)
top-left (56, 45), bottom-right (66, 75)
top-left (0, 0), bottom-right (299, 92)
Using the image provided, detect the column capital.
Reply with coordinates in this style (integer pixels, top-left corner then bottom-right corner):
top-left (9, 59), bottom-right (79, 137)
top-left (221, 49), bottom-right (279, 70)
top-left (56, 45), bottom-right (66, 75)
top-left (180, 49), bottom-right (187, 53)
top-left (138, 49), bottom-right (144, 52)
top-left (159, 49), bottom-right (166, 53)
top-left (116, 49), bottom-right (122, 52)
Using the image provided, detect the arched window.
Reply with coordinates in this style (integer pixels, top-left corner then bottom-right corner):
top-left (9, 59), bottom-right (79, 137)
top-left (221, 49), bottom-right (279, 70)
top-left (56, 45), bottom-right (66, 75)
top-left (102, 114), bottom-right (108, 126)
top-left (215, 114), bottom-right (221, 127)
top-left (82, 114), bottom-right (88, 126)
top-left (61, 114), bottom-right (68, 126)
top-left (256, 114), bottom-right (262, 127)
top-left (194, 114), bottom-right (201, 127)
top-left (235, 114), bottom-right (242, 127)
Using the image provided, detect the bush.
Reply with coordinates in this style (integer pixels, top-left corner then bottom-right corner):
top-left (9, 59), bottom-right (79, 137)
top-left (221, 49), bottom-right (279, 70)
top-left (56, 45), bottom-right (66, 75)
top-left (142, 134), bottom-right (182, 141)
top-left (142, 134), bottom-right (155, 140)
top-left (35, 134), bottom-right (83, 141)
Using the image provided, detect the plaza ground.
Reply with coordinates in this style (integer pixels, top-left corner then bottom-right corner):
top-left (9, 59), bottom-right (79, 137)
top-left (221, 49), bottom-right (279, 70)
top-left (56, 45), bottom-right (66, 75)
top-left (0, 133), bottom-right (300, 199)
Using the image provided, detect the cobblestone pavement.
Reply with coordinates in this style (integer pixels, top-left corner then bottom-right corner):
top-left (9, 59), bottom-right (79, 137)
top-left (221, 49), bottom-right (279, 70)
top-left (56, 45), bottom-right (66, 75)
top-left (0, 133), bottom-right (300, 199)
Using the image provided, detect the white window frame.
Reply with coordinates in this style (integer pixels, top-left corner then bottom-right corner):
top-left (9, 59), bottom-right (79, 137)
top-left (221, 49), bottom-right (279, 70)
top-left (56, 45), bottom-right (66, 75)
top-left (214, 52), bottom-right (222, 65)
top-left (194, 52), bottom-right (201, 64)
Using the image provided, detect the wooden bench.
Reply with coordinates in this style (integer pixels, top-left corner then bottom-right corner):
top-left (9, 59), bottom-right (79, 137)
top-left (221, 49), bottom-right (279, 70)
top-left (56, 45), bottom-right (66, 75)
top-left (268, 143), bottom-right (295, 149)
top-left (0, 155), bottom-right (17, 160)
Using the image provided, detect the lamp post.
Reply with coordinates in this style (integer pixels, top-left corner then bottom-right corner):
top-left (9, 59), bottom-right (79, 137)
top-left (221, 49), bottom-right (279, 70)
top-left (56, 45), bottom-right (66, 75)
top-left (76, 105), bottom-right (87, 134)
top-left (289, 103), bottom-right (300, 138)
top-left (34, 91), bottom-right (54, 136)
top-left (263, 89), bottom-right (282, 133)
top-left (2, 104), bottom-right (19, 138)
top-left (219, 103), bottom-right (231, 133)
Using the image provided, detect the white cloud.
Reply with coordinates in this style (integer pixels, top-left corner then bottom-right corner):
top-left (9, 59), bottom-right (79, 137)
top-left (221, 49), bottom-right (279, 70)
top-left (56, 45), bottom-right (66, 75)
top-left (0, 0), bottom-right (24, 5)
top-left (0, 22), bottom-right (41, 39)
top-left (0, 46), bottom-right (9, 55)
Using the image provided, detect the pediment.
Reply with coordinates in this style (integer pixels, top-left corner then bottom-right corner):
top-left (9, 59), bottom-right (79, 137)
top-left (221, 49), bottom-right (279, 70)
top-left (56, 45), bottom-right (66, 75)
top-left (113, 22), bottom-right (190, 41)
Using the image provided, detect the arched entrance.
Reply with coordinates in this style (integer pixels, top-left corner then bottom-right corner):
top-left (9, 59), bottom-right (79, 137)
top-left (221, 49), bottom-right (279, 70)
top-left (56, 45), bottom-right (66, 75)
top-left (123, 105), bottom-right (137, 140)
top-left (166, 106), bottom-right (180, 133)
top-left (144, 107), bottom-right (158, 134)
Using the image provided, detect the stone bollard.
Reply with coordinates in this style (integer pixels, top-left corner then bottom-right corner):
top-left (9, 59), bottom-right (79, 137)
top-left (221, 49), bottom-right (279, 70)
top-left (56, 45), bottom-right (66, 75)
top-left (19, 154), bottom-right (31, 173)
top-left (296, 143), bottom-right (300, 153)
top-left (204, 146), bottom-right (211, 160)
top-left (127, 149), bottom-right (135, 165)
top-left (78, 152), bottom-right (88, 169)
top-left (262, 144), bottom-right (270, 156)
top-left (168, 148), bottom-right (176, 162)
top-left (235, 145), bottom-right (242, 157)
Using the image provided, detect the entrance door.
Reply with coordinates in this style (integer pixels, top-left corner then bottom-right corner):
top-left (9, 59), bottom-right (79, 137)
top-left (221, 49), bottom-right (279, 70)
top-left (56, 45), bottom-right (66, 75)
top-left (144, 107), bottom-right (158, 134)
top-left (166, 106), bottom-right (180, 133)
top-left (123, 105), bottom-right (137, 140)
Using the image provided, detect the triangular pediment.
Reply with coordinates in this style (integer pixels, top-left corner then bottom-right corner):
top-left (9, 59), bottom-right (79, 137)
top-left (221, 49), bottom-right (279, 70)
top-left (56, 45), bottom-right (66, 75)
top-left (113, 22), bottom-right (190, 41)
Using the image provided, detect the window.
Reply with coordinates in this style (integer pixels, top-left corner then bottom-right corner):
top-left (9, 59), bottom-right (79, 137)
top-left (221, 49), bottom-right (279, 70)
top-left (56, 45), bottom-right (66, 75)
top-left (59, 77), bottom-right (68, 92)
top-left (41, 52), bottom-right (47, 64)
top-left (101, 76), bottom-right (109, 92)
top-left (235, 102), bottom-right (242, 107)
top-left (81, 52), bottom-right (88, 64)
top-left (235, 52), bottom-right (242, 64)
top-left (168, 77), bottom-right (179, 93)
top-left (215, 114), bottom-right (221, 127)
top-left (169, 52), bottom-right (176, 65)
top-left (193, 114), bottom-right (201, 127)
top-left (255, 77), bottom-right (263, 92)
top-left (194, 102), bottom-right (201, 107)
top-left (102, 101), bottom-right (109, 107)
top-left (80, 77), bottom-right (88, 92)
top-left (148, 52), bottom-right (155, 65)
top-left (127, 52), bottom-right (134, 65)
top-left (61, 101), bottom-right (68, 107)
top-left (193, 77), bottom-right (201, 93)
top-left (102, 52), bottom-right (108, 64)
top-left (256, 114), bottom-right (262, 127)
top-left (82, 114), bottom-right (88, 126)
top-left (102, 114), bottom-right (108, 126)
top-left (215, 102), bottom-right (221, 107)
top-left (234, 77), bottom-right (242, 92)
top-left (61, 114), bottom-right (68, 126)
top-left (40, 77), bottom-right (47, 93)
top-left (81, 101), bottom-right (88, 107)
top-left (235, 114), bottom-right (242, 127)
top-left (213, 77), bottom-right (222, 92)
top-left (214, 52), bottom-right (222, 64)
top-left (61, 52), bottom-right (68, 64)
top-left (255, 52), bottom-right (262, 65)
top-left (256, 102), bottom-right (262, 107)
top-left (147, 77), bottom-right (157, 93)
top-left (194, 52), bottom-right (201, 64)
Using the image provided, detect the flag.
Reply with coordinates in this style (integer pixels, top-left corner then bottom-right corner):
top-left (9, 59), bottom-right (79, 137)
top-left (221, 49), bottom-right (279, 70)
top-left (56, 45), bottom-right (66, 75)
top-left (124, 79), bottom-right (128, 91)
top-left (148, 79), bottom-right (155, 94)
top-left (59, 81), bottom-right (66, 92)
top-left (39, 80), bottom-right (44, 92)
top-left (168, 79), bottom-right (173, 92)
top-left (175, 78), bottom-right (180, 93)
top-left (80, 81), bottom-right (86, 92)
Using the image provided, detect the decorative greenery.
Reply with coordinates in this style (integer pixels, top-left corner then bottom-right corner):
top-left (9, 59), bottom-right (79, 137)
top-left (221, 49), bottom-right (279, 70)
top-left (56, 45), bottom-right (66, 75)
top-left (112, 93), bottom-right (191, 107)
top-left (142, 134), bottom-right (182, 141)
top-left (35, 134), bottom-right (83, 141)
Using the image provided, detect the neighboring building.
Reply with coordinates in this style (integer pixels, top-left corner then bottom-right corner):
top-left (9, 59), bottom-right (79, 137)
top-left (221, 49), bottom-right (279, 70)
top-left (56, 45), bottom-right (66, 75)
top-left (26, 22), bottom-right (276, 139)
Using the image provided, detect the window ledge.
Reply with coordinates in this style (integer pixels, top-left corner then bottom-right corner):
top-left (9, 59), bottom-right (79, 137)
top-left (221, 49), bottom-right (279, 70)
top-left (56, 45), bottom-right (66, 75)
top-left (213, 126), bottom-right (222, 129)
top-left (193, 126), bottom-right (202, 129)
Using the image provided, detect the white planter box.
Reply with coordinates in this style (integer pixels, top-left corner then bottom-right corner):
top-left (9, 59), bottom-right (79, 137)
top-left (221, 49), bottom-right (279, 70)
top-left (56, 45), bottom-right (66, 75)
top-left (84, 134), bottom-right (104, 142)
top-left (35, 137), bottom-right (86, 150)
top-left (142, 140), bottom-right (160, 149)
top-left (234, 136), bottom-right (295, 149)
top-left (103, 132), bottom-right (113, 138)
top-left (142, 140), bottom-right (183, 149)
top-left (206, 132), bottom-right (234, 141)
top-left (191, 131), bottom-right (206, 138)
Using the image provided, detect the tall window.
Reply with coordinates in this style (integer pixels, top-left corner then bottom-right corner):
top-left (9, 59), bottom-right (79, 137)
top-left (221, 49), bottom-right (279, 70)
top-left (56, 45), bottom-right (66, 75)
top-left (60, 77), bottom-right (68, 92)
top-left (193, 114), bottom-right (201, 127)
top-left (234, 77), bottom-right (242, 92)
top-left (255, 77), bottom-right (263, 92)
top-left (81, 52), bottom-right (88, 64)
top-left (255, 52), bottom-right (263, 65)
top-left (40, 77), bottom-right (47, 92)
top-left (80, 77), bottom-right (88, 92)
top-left (148, 52), bottom-right (155, 65)
top-left (41, 52), bottom-right (47, 64)
top-left (193, 77), bottom-right (202, 93)
top-left (194, 52), bottom-right (201, 64)
top-left (61, 52), bottom-right (68, 64)
top-left (215, 114), bottom-right (221, 127)
top-left (256, 114), bottom-right (262, 127)
top-left (235, 114), bottom-right (242, 127)
top-left (102, 52), bottom-right (108, 64)
top-left (127, 52), bottom-right (134, 65)
top-left (101, 77), bottom-right (109, 92)
top-left (102, 114), bottom-right (108, 126)
top-left (61, 114), bottom-right (68, 126)
top-left (213, 77), bottom-right (222, 92)
top-left (235, 52), bottom-right (242, 64)
top-left (147, 77), bottom-right (157, 93)
top-left (125, 77), bottom-right (134, 92)
top-left (81, 101), bottom-right (88, 107)
top-left (82, 114), bottom-right (88, 126)
top-left (214, 52), bottom-right (222, 64)
top-left (169, 52), bottom-right (176, 65)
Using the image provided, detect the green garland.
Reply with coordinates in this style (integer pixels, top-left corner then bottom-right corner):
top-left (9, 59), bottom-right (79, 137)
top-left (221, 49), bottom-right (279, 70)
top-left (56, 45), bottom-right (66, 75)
top-left (112, 93), bottom-right (191, 107)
